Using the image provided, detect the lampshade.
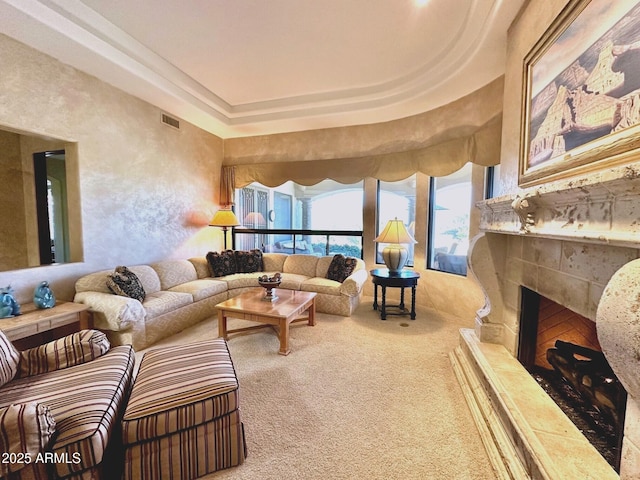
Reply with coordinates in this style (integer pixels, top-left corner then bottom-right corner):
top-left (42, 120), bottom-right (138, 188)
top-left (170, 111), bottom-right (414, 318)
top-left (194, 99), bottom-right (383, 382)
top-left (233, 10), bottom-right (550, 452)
top-left (375, 218), bottom-right (416, 274)
top-left (209, 209), bottom-right (241, 227)
top-left (374, 218), bottom-right (417, 244)
top-left (243, 211), bottom-right (266, 227)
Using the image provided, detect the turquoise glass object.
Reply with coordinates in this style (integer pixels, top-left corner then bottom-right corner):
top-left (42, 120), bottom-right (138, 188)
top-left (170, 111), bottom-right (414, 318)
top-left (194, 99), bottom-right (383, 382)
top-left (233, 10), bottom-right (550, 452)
top-left (0, 285), bottom-right (21, 317)
top-left (34, 281), bottom-right (56, 309)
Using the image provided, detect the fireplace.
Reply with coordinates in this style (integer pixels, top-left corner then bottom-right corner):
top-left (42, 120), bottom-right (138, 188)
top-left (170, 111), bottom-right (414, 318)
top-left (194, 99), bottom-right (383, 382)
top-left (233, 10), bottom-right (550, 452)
top-left (518, 288), bottom-right (627, 471)
top-left (450, 165), bottom-right (640, 479)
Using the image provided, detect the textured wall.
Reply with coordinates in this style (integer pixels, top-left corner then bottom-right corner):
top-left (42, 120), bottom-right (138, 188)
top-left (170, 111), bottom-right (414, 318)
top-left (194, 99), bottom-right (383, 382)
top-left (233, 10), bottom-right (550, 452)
top-left (497, 0), bottom-right (569, 195)
top-left (0, 34), bottom-right (223, 303)
top-left (0, 130), bottom-right (28, 270)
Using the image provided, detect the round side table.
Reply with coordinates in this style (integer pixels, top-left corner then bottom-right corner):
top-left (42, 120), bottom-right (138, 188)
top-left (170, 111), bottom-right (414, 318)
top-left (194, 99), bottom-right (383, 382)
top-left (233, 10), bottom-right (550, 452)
top-left (370, 268), bottom-right (420, 320)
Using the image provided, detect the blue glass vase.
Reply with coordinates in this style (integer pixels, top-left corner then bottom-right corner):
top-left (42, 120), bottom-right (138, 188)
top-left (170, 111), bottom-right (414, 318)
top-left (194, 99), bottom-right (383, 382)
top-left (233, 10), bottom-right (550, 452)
top-left (0, 285), bottom-right (20, 318)
top-left (34, 281), bottom-right (56, 309)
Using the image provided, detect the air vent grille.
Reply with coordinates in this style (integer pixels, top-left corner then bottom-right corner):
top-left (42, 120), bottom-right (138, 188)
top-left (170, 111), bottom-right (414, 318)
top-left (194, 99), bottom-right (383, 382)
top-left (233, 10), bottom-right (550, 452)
top-left (161, 113), bottom-right (180, 130)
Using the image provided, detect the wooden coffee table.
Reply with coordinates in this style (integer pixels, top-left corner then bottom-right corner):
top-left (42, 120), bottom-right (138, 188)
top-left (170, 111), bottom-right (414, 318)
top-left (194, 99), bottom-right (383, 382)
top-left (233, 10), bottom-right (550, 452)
top-left (216, 288), bottom-right (316, 355)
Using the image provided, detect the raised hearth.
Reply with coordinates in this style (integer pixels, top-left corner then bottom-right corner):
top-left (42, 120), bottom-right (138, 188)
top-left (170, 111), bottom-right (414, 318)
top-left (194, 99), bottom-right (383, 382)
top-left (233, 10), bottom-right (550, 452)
top-left (453, 164), bottom-right (640, 479)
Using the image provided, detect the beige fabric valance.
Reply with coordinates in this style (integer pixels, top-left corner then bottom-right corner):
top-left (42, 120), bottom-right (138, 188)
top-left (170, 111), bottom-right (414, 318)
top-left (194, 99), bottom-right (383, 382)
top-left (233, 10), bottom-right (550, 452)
top-left (233, 115), bottom-right (501, 187)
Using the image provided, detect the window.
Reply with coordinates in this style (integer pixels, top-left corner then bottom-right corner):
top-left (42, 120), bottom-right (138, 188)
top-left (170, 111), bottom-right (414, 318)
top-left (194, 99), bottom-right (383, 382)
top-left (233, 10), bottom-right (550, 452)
top-left (233, 180), bottom-right (364, 257)
top-left (485, 164), bottom-right (499, 199)
top-left (376, 175), bottom-right (416, 267)
top-left (427, 163), bottom-right (472, 275)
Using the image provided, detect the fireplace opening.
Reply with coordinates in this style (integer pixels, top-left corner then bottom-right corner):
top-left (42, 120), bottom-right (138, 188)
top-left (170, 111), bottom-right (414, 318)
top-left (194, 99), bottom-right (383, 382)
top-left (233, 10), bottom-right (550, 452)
top-left (517, 287), bottom-right (627, 472)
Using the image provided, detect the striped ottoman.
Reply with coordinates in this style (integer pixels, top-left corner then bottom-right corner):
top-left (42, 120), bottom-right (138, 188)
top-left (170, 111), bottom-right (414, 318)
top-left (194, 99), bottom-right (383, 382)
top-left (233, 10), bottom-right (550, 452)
top-left (122, 338), bottom-right (246, 480)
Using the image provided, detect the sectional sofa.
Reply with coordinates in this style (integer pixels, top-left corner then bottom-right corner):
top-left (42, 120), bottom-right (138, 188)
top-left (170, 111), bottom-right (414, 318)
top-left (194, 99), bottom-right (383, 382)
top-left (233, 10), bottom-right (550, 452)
top-left (74, 252), bottom-right (367, 350)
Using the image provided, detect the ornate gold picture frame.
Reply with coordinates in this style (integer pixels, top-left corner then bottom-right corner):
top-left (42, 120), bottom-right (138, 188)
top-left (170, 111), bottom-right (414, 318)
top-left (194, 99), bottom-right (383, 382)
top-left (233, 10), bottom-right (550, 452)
top-left (519, 0), bottom-right (640, 186)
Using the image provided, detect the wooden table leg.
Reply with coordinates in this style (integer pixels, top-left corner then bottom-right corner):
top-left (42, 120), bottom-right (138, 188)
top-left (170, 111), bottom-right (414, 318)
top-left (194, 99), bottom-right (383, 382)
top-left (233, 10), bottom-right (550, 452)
top-left (410, 285), bottom-right (417, 320)
top-left (373, 283), bottom-right (378, 310)
top-left (308, 300), bottom-right (316, 326)
top-left (218, 310), bottom-right (228, 339)
top-left (381, 285), bottom-right (387, 320)
top-left (278, 318), bottom-right (291, 356)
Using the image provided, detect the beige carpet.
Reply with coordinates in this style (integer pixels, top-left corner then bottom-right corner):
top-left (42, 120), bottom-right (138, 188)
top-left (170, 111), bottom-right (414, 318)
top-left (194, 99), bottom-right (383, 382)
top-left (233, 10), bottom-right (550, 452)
top-left (138, 297), bottom-right (497, 480)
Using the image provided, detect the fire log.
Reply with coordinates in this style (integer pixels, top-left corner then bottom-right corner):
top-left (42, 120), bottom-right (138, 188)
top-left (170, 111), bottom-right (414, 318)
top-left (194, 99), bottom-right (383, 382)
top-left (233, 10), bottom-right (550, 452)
top-left (547, 340), bottom-right (626, 431)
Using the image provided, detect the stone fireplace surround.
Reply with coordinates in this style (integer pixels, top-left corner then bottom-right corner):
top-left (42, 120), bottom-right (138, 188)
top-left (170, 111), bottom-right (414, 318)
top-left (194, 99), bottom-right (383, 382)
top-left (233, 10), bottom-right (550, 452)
top-left (451, 164), bottom-right (640, 479)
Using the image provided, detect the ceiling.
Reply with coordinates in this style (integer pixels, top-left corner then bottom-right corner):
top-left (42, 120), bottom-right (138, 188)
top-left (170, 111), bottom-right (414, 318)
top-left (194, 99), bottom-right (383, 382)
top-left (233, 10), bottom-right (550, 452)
top-left (0, 0), bottom-right (524, 138)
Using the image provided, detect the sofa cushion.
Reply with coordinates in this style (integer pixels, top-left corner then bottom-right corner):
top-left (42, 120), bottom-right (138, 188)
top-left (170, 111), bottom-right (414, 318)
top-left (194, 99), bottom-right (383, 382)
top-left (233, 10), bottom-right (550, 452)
top-left (0, 330), bottom-right (20, 388)
top-left (107, 266), bottom-right (146, 302)
top-left (283, 254), bottom-right (319, 277)
top-left (206, 250), bottom-right (237, 277)
top-left (315, 256), bottom-right (335, 278)
top-left (0, 402), bottom-right (56, 476)
top-left (234, 249), bottom-right (263, 273)
top-left (18, 330), bottom-right (111, 378)
top-left (221, 273), bottom-right (263, 290)
top-left (75, 270), bottom-right (114, 294)
top-left (278, 273), bottom-right (309, 291)
top-left (152, 260), bottom-right (198, 290)
top-left (143, 291), bottom-right (193, 318)
top-left (326, 254), bottom-right (358, 282)
top-left (262, 253), bottom-right (287, 272)
top-left (0, 345), bottom-right (135, 479)
top-left (122, 338), bottom-right (239, 444)
top-left (301, 277), bottom-right (342, 296)
top-left (188, 257), bottom-right (211, 279)
top-left (168, 279), bottom-right (228, 302)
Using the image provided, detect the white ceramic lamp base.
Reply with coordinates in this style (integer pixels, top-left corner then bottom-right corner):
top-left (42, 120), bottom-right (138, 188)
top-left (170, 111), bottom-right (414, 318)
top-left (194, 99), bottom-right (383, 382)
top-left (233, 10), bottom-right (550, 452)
top-left (381, 245), bottom-right (408, 274)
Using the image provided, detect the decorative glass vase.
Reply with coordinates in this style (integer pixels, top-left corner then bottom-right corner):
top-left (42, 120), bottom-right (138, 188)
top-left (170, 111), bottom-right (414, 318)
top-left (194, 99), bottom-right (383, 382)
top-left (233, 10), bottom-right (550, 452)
top-left (34, 281), bottom-right (56, 309)
top-left (0, 285), bottom-right (21, 318)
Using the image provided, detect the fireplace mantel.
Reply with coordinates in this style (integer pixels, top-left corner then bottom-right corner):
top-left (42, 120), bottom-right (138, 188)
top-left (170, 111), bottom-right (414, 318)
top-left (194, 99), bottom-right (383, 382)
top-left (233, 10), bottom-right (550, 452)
top-left (478, 163), bottom-right (640, 248)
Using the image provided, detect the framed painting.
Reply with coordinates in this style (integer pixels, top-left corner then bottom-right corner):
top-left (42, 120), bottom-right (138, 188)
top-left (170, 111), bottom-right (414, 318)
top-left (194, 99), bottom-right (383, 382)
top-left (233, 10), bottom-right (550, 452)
top-left (519, 0), bottom-right (640, 186)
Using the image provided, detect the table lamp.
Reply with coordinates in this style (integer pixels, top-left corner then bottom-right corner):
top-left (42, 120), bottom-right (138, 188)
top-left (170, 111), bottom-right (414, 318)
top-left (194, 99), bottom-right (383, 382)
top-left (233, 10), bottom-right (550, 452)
top-left (210, 208), bottom-right (240, 249)
top-left (374, 218), bottom-right (417, 274)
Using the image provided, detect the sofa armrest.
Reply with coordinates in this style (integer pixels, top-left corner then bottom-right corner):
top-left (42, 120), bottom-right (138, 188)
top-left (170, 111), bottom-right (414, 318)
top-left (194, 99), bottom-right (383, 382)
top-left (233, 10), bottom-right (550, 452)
top-left (18, 330), bottom-right (111, 378)
top-left (74, 291), bottom-right (145, 332)
top-left (0, 403), bottom-right (56, 476)
top-left (340, 268), bottom-right (368, 297)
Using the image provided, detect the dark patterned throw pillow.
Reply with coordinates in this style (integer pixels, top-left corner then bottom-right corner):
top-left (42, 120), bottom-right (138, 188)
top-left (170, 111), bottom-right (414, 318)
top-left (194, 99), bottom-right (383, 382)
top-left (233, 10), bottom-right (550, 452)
top-left (235, 249), bottom-right (263, 273)
top-left (326, 254), bottom-right (358, 283)
top-left (206, 250), bottom-right (237, 277)
top-left (106, 266), bottom-right (146, 302)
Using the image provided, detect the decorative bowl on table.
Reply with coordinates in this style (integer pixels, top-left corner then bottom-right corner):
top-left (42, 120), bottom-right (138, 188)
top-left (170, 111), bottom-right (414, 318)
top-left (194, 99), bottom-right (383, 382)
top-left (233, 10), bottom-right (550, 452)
top-left (258, 273), bottom-right (282, 301)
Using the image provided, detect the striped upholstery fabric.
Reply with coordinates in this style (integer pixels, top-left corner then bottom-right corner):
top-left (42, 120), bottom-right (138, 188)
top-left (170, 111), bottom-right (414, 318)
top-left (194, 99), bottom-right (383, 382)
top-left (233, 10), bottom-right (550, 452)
top-left (0, 330), bottom-right (20, 388)
top-left (0, 403), bottom-right (56, 476)
top-left (122, 338), bottom-right (246, 479)
top-left (17, 329), bottom-right (110, 378)
top-left (0, 346), bottom-right (135, 479)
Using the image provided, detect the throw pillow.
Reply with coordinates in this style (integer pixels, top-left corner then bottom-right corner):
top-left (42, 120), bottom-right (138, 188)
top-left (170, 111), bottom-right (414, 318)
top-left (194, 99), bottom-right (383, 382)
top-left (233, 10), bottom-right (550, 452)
top-left (18, 329), bottom-right (111, 378)
top-left (235, 249), bottom-right (263, 273)
top-left (326, 254), bottom-right (358, 283)
top-left (0, 403), bottom-right (56, 476)
top-left (0, 330), bottom-right (20, 388)
top-left (206, 250), bottom-right (237, 277)
top-left (107, 266), bottom-right (146, 302)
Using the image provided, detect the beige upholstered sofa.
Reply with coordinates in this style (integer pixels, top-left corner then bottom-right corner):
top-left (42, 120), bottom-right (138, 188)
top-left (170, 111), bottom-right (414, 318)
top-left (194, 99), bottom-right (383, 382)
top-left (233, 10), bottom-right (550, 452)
top-left (74, 253), bottom-right (367, 350)
top-left (0, 329), bottom-right (134, 480)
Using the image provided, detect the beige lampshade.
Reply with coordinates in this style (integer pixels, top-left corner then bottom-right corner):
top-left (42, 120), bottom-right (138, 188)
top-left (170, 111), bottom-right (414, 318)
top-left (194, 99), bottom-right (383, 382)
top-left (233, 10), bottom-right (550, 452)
top-left (243, 211), bottom-right (266, 227)
top-left (374, 218), bottom-right (417, 244)
top-left (209, 209), bottom-right (241, 227)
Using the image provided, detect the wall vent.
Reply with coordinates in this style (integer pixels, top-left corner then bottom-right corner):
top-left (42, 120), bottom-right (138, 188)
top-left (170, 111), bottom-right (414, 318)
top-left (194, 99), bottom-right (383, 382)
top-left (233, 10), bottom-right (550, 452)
top-left (161, 113), bottom-right (180, 130)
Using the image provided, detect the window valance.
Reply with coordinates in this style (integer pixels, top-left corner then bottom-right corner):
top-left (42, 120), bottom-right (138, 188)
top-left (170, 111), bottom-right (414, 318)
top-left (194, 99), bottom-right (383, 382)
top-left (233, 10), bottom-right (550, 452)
top-left (231, 115), bottom-right (501, 188)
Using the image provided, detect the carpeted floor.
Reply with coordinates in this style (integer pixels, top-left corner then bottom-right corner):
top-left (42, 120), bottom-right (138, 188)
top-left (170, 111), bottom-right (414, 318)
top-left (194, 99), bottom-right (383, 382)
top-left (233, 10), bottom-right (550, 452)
top-left (138, 297), bottom-right (497, 480)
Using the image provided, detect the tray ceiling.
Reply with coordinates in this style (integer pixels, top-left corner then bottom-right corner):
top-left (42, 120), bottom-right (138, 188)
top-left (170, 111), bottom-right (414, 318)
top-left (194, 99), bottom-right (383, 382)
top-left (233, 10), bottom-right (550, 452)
top-left (0, 0), bottom-right (524, 138)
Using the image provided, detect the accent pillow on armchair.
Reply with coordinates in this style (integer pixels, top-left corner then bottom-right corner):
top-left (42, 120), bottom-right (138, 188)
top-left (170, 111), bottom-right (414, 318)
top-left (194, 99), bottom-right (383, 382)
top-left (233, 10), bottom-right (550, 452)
top-left (18, 329), bottom-right (111, 378)
top-left (0, 330), bottom-right (20, 388)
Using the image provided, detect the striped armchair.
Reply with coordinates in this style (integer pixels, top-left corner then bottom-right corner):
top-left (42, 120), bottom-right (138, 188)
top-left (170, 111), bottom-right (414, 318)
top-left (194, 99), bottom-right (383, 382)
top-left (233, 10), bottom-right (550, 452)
top-left (0, 329), bottom-right (135, 480)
